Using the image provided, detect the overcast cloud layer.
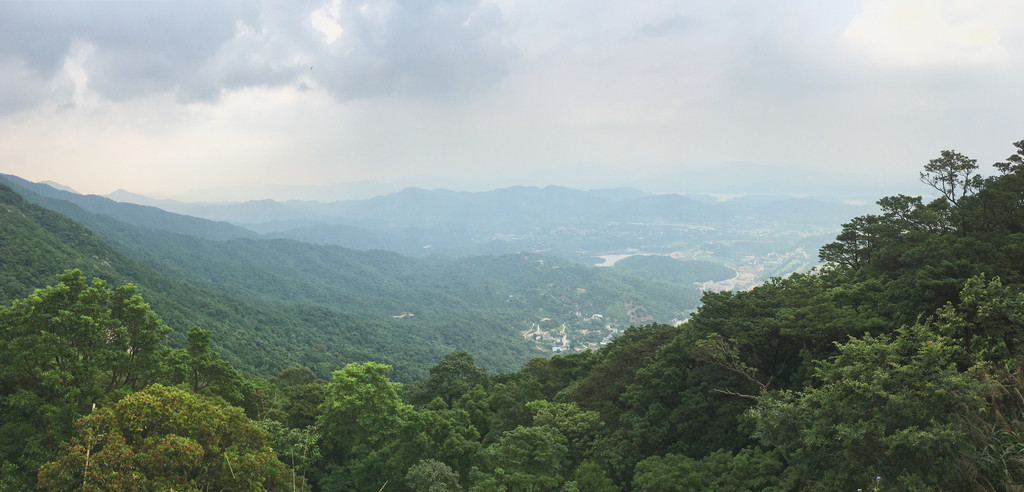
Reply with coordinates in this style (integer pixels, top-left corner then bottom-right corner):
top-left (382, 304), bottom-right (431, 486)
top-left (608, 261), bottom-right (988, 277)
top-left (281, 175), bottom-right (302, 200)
top-left (1, 0), bottom-right (1023, 199)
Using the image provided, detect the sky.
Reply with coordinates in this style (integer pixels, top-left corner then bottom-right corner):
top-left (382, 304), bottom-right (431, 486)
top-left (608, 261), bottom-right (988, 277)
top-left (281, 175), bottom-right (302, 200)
top-left (1, 0), bottom-right (1023, 200)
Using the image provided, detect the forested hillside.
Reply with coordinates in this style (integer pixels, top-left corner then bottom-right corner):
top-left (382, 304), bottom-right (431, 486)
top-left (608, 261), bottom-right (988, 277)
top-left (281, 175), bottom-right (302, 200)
top-left (0, 181), bottom-right (435, 378)
top-left (4, 140), bottom-right (1024, 491)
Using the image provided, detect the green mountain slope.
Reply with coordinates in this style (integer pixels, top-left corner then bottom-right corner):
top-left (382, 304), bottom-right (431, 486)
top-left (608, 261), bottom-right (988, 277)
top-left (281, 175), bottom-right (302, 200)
top-left (0, 181), bottom-right (510, 379)
top-left (0, 182), bottom-right (365, 375)
top-left (0, 182), bottom-right (132, 301)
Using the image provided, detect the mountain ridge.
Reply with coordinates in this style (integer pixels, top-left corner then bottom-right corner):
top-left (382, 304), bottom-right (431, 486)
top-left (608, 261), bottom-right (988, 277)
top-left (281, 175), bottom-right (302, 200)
top-left (1, 174), bottom-right (258, 241)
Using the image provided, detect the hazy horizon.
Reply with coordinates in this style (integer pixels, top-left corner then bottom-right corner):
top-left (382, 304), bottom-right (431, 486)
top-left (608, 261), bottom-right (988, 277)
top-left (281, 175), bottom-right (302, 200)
top-left (21, 160), bottom-right (924, 204)
top-left (2, 1), bottom-right (1022, 199)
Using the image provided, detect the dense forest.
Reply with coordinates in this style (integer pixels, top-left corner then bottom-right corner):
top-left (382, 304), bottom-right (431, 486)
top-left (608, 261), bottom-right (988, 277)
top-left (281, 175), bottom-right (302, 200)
top-left (4, 139), bottom-right (1024, 490)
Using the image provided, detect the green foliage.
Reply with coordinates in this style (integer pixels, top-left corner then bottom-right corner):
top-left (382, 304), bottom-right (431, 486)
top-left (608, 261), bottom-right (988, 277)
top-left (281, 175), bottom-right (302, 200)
top-left (482, 376), bottom-right (545, 441)
top-left (934, 275), bottom-right (1024, 362)
top-left (0, 270), bottom-right (173, 489)
top-left (261, 420), bottom-right (320, 491)
top-left (405, 459), bottom-right (461, 492)
top-left (315, 361), bottom-right (489, 491)
top-left (406, 351), bottom-right (489, 407)
top-left (411, 404), bottom-right (483, 489)
top-left (972, 366), bottom-right (1024, 489)
top-left (179, 326), bottom-right (250, 406)
top-left (317, 362), bottom-right (411, 489)
top-left (477, 425), bottom-right (569, 491)
top-left (820, 144), bottom-right (1024, 326)
top-left (632, 447), bottom-right (783, 491)
top-left (37, 384), bottom-right (289, 491)
top-left (572, 324), bottom-right (677, 423)
top-left (272, 367), bottom-right (326, 429)
top-left (318, 362), bottom-right (406, 462)
top-left (748, 323), bottom-right (989, 489)
top-left (562, 460), bottom-right (616, 492)
top-left (920, 149), bottom-right (981, 206)
top-left (527, 400), bottom-right (603, 464)
top-left (275, 366), bottom-right (317, 387)
top-left (1, 269), bottom-right (172, 394)
top-left (454, 385), bottom-right (493, 442)
top-left (0, 179), bottom-right (327, 380)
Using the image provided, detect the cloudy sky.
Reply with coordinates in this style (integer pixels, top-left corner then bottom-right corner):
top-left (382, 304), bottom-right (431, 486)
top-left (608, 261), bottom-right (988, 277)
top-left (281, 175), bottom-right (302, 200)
top-left (1, 0), bottom-right (1023, 199)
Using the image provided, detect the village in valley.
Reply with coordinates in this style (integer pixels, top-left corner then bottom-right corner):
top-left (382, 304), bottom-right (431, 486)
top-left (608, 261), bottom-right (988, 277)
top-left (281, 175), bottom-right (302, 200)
top-left (519, 244), bottom-right (819, 353)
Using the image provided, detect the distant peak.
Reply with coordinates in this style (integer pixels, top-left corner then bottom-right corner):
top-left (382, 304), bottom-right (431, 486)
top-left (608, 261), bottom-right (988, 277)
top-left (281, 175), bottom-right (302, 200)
top-left (106, 189), bottom-right (158, 205)
top-left (39, 181), bottom-right (79, 194)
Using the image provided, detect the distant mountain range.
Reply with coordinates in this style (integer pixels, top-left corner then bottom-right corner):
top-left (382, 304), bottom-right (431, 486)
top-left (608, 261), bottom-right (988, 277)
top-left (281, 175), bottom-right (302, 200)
top-left (11, 171), bottom-right (879, 281)
top-left (110, 161), bottom-right (922, 204)
top-left (98, 180), bottom-right (876, 265)
top-left (105, 182), bottom-right (877, 229)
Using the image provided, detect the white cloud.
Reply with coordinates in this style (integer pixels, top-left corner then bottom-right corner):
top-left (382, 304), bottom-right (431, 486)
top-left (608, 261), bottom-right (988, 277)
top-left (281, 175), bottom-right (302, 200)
top-left (843, 0), bottom-right (1020, 67)
top-left (311, 0), bottom-right (343, 44)
top-left (56, 41), bottom-right (93, 109)
top-left (2, 1), bottom-right (1023, 197)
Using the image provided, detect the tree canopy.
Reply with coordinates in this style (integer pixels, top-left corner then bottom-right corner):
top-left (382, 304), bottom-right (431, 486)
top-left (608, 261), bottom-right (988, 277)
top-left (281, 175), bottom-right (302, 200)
top-left (38, 383), bottom-right (290, 491)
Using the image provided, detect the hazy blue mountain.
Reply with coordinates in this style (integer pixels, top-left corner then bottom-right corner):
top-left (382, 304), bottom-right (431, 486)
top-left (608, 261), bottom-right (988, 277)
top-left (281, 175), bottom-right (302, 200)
top-left (582, 187), bottom-right (653, 201)
top-left (107, 190), bottom-right (321, 224)
top-left (132, 161), bottom-right (920, 203)
top-left (264, 223), bottom-right (437, 255)
top-left (98, 181), bottom-right (874, 273)
top-left (106, 183), bottom-right (870, 233)
top-left (611, 194), bottom-right (727, 223)
top-left (39, 180), bottom-right (79, 194)
top-left (2, 174), bottom-right (257, 241)
top-left (282, 185), bottom-right (869, 229)
top-left (159, 199), bottom-right (319, 224)
top-left (290, 185), bottom-right (611, 228)
top-left (107, 188), bottom-right (162, 205)
top-left (234, 217), bottom-right (334, 235)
